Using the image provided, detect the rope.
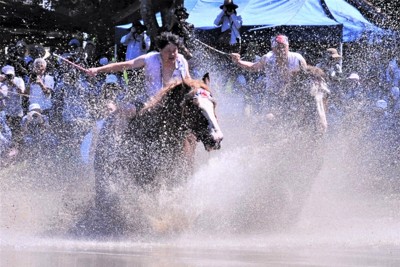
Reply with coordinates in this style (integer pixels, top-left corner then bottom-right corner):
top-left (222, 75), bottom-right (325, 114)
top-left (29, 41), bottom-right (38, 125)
top-left (193, 39), bottom-right (231, 56)
top-left (53, 53), bottom-right (89, 73)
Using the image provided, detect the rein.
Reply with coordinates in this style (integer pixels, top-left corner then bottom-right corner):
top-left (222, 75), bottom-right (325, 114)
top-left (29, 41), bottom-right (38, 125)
top-left (194, 39), bottom-right (230, 56)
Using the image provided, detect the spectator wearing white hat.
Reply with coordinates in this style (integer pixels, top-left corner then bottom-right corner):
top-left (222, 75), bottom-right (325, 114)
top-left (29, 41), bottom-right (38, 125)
top-left (21, 103), bottom-right (49, 133)
top-left (21, 103), bottom-right (53, 152)
top-left (80, 74), bottom-right (133, 166)
top-left (0, 111), bottom-right (12, 157)
top-left (0, 65), bottom-right (26, 150)
top-left (315, 48), bottom-right (342, 112)
top-left (388, 86), bottom-right (400, 116)
top-left (28, 58), bottom-right (55, 119)
top-left (369, 99), bottom-right (389, 132)
top-left (316, 48), bottom-right (343, 82)
top-left (342, 72), bottom-right (369, 114)
top-left (344, 72), bottom-right (361, 98)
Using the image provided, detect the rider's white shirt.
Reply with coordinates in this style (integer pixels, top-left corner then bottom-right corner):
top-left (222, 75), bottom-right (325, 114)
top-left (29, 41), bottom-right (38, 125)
top-left (260, 51), bottom-right (305, 72)
top-left (142, 52), bottom-right (187, 100)
top-left (260, 51), bottom-right (306, 93)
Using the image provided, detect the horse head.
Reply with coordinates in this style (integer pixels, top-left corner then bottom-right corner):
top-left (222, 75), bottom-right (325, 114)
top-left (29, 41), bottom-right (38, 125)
top-left (182, 73), bottom-right (223, 151)
top-left (290, 66), bottom-right (330, 134)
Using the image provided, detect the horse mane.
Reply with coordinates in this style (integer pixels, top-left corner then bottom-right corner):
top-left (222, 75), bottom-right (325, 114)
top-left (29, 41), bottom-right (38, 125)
top-left (304, 65), bottom-right (326, 82)
top-left (139, 78), bottom-right (210, 115)
top-left (297, 65), bottom-right (326, 82)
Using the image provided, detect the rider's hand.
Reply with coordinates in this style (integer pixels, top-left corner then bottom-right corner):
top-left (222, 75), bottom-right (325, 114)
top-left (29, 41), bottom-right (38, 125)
top-left (231, 53), bottom-right (241, 64)
top-left (87, 68), bottom-right (98, 77)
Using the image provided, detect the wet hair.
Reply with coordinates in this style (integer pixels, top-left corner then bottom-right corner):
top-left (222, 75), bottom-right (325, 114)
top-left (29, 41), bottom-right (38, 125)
top-left (156, 32), bottom-right (183, 50)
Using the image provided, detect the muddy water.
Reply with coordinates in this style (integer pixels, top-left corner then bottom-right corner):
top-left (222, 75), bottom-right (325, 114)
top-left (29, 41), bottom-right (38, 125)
top-left (1, 92), bottom-right (400, 266)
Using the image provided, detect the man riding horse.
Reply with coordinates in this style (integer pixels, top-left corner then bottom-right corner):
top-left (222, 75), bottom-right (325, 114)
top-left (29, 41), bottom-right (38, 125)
top-left (86, 32), bottom-right (223, 216)
top-left (88, 32), bottom-right (198, 174)
top-left (231, 34), bottom-right (328, 133)
top-left (230, 34), bottom-right (329, 227)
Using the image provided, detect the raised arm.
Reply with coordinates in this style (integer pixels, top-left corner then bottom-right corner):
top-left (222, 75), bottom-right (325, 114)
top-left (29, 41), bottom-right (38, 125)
top-left (231, 53), bottom-right (264, 72)
top-left (87, 54), bottom-right (146, 76)
top-left (214, 10), bottom-right (225, 26)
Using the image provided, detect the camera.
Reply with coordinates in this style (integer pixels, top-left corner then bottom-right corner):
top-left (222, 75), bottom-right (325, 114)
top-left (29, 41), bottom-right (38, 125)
top-left (136, 26), bottom-right (146, 35)
top-left (30, 73), bottom-right (37, 81)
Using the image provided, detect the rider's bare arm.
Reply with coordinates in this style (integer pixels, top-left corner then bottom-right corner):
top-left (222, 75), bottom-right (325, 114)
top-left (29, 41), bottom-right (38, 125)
top-left (231, 53), bottom-right (264, 72)
top-left (88, 54), bottom-right (146, 76)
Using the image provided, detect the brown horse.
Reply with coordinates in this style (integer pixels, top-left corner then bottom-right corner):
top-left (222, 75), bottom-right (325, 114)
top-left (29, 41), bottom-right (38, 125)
top-left (93, 74), bottom-right (223, 208)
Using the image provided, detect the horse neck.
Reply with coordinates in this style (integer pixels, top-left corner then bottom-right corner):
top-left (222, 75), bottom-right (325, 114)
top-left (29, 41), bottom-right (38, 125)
top-left (140, 87), bottom-right (188, 139)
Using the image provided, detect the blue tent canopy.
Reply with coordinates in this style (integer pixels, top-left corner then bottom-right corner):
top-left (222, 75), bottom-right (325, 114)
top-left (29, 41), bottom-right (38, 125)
top-left (115, 0), bottom-right (389, 45)
top-left (184, 0), bottom-right (387, 43)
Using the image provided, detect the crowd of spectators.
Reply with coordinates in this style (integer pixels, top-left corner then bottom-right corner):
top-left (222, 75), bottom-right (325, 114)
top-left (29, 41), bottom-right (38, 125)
top-left (0, 38), bottom-right (129, 166)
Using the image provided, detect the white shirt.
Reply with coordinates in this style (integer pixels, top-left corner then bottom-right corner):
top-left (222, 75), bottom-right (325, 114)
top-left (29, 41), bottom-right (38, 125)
top-left (260, 51), bottom-right (305, 72)
top-left (0, 76), bottom-right (25, 117)
top-left (29, 74), bottom-right (55, 111)
top-left (120, 31), bottom-right (151, 60)
top-left (142, 52), bottom-right (188, 100)
top-left (214, 11), bottom-right (242, 45)
top-left (260, 51), bottom-right (306, 93)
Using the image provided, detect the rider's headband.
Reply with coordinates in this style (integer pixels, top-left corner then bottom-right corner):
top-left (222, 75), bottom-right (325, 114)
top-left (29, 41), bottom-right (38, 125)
top-left (271, 35), bottom-right (289, 47)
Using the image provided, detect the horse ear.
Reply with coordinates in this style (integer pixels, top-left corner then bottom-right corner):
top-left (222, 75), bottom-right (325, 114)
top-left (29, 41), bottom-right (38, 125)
top-left (202, 73), bottom-right (210, 85)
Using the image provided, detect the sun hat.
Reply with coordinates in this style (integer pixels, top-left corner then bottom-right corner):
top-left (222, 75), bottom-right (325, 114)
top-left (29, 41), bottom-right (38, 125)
top-left (347, 73), bottom-right (360, 80)
top-left (1, 65), bottom-right (15, 75)
top-left (375, 99), bottom-right (387, 110)
top-left (326, 48), bottom-right (342, 59)
top-left (29, 103), bottom-right (42, 112)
